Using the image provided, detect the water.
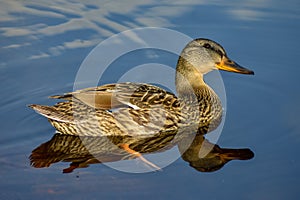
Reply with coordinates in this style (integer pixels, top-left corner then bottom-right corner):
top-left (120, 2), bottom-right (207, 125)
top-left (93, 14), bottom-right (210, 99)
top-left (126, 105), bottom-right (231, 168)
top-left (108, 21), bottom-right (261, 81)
top-left (1, 1), bottom-right (299, 199)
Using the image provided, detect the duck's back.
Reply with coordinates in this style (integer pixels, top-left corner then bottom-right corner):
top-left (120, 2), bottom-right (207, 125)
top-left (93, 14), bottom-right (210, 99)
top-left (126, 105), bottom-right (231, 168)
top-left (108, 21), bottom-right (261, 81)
top-left (30, 83), bottom-right (182, 136)
top-left (30, 82), bottom-right (222, 136)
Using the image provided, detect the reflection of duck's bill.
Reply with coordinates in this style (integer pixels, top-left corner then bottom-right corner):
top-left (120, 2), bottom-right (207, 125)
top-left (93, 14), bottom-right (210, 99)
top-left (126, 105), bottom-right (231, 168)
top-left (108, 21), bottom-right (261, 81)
top-left (220, 148), bottom-right (254, 160)
top-left (216, 57), bottom-right (254, 75)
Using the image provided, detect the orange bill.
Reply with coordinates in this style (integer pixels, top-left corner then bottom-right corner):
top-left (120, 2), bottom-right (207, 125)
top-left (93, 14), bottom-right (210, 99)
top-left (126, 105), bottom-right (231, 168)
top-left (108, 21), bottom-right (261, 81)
top-left (216, 57), bottom-right (254, 75)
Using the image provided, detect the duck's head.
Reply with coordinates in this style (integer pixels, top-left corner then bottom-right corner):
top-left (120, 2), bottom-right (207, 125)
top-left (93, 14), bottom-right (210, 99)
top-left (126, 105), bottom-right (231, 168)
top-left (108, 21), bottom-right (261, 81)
top-left (177, 38), bottom-right (254, 76)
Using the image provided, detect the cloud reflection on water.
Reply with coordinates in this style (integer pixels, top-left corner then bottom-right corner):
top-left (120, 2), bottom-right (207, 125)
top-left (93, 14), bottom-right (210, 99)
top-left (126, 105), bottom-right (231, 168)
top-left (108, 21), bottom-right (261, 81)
top-left (1, 0), bottom-right (272, 61)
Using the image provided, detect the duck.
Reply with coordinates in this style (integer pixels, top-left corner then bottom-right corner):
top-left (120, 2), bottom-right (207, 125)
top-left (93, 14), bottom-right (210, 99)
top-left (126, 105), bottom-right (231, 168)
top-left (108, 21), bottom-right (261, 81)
top-left (29, 38), bottom-right (254, 138)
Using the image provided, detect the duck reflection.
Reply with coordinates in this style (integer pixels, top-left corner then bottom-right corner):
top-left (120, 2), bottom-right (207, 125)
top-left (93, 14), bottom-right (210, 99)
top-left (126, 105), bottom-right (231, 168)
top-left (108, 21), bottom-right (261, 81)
top-left (30, 132), bottom-right (253, 173)
top-left (178, 134), bottom-right (254, 172)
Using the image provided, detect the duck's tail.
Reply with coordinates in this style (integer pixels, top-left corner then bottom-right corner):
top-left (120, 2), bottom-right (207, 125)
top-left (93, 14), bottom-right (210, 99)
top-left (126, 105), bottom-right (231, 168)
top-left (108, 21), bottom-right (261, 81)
top-left (28, 104), bottom-right (72, 123)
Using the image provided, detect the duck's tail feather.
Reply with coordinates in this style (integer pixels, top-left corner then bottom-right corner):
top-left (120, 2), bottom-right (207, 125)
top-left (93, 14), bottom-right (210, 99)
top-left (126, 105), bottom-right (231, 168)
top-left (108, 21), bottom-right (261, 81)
top-left (28, 104), bottom-right (73, 123)
top-left (49, 94), bottom-right (72, 100)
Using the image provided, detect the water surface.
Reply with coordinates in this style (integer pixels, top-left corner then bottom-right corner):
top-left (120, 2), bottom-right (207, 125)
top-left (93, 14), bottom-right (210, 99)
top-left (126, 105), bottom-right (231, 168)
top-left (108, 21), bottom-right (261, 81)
top-left (0, 1), bottom-right (299, 199)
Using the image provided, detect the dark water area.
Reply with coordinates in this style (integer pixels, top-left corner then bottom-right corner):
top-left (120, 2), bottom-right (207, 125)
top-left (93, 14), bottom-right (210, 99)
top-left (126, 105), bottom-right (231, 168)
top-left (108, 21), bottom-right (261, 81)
top-left (0, 1), bottom-right (299, 199)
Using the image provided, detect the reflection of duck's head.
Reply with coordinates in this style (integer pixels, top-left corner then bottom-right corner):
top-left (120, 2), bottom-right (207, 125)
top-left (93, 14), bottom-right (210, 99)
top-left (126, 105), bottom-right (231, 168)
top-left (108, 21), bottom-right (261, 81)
top-left (184, 147), bottom-right (254, 172)
top-left (179, 134), bottom-right (254, 172)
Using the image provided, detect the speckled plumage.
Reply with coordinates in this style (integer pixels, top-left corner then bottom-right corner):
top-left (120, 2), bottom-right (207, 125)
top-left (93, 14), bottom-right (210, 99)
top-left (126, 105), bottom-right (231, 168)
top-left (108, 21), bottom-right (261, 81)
top-left (29, 38), bottom-right (253, 137)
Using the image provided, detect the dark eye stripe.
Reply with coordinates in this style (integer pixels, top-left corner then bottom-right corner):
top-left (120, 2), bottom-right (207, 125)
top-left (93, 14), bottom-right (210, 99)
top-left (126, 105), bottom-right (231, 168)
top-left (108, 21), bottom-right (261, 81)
top-left (203, 43), bottom-right (224, 57)
top-left (216, 49), bottom-right (223, 57)
top-left (203, 43), bottom-right (211, 49)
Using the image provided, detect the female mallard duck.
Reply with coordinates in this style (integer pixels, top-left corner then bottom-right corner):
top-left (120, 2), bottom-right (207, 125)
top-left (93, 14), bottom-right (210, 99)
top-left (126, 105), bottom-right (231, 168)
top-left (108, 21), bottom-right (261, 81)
top-left (29, 38), bottom-right (254, 137)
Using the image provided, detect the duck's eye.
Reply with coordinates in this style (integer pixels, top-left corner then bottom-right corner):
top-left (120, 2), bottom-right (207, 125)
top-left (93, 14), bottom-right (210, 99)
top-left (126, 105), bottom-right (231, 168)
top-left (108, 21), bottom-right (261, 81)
top-left (203, 43), bottom-right (211, 49)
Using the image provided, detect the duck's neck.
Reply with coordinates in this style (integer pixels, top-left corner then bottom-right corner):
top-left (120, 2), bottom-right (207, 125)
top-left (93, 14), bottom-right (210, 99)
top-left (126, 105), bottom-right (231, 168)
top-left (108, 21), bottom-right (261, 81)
top-left (175, 56), bottom-right (223, 134)
top-left (175, 56), bottom-right (206, 96)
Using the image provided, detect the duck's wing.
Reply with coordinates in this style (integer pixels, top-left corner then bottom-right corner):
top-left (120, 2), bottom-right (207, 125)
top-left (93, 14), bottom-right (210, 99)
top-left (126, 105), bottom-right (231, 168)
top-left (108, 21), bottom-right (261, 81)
top-left (50, 82), bottom-right (179, 110)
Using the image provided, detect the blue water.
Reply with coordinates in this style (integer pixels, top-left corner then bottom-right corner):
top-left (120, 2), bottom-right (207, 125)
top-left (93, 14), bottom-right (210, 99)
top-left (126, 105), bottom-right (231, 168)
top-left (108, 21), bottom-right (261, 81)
top-left (1, 1), bottom-right (299, 199)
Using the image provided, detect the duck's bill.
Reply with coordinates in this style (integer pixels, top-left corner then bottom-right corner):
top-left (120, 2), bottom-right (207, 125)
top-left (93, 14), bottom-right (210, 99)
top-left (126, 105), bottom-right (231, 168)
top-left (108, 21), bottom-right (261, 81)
top-left (216, 57), bottom-right (254, 75)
